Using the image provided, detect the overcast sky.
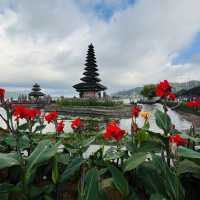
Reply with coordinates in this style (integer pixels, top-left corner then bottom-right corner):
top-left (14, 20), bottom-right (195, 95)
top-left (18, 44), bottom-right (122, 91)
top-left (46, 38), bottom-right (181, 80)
top-left (0, 0), bottom-right (200, 96)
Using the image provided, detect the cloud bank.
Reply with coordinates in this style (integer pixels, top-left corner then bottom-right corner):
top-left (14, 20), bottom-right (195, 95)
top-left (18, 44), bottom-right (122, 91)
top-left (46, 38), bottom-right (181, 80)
top-left (0, 0), bottom-right (200, 96)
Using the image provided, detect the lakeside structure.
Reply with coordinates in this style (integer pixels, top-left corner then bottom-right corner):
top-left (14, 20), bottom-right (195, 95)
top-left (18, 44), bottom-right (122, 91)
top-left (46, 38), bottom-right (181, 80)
top-left (73, 44), bottom-right (107, 98)
top-left (29, 83), bottom-right (45, 101)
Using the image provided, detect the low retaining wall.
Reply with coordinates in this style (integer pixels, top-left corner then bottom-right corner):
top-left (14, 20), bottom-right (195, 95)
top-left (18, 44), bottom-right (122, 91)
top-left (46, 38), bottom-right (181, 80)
top-left (44, 105), bottom-right (132, 118)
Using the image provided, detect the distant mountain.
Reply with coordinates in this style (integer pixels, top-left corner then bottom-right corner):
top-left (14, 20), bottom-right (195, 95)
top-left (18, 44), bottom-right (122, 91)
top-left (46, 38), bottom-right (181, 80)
top-left (112, 87), bottom-right (143, 98)
top-left (112, 80), bottom-right (200, 98)
top-left (171, 80), bottom-right (200, 92)
top-left (177, 86), bottom-right (200, 96)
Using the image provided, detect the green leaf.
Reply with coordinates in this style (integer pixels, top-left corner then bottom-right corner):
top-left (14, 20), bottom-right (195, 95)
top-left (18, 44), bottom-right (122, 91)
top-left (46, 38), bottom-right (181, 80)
top-left (177, 159), bottom-right (200, 178)
top-left (0, 153), bottom-right (20, 170)
top-left (18, 122), bottom-right (29, 130)
top-left (18, 135), bottom-right (30, 149)
top-left (108, 165), bottom-right (129, 197)
top-left (59, 157), bottom-right (83, 183)
top-left (177, 146), bottom-right (200, 159)
top-left (81, 137), bottom-right (96, 147)
top-left (52, 157), bottom-right (59, 184)
top-left (155, 110), bottom-right (171, 134)
top-left (34, 124), bottom-right (46, 133)
top-left (84, 168), bottom-right (101, 200)
top-left (0, 183), bottom-right (20, 193)
top-left (150, 193), bottom-right (166, 200)
top-left (4, 135), bottom-right (16, 147)
top-left (25, 140), bottom-right (58, 184)
top-left (123, 152), bottom-right (147, 172)
top-left (104, 147), bottom-right (123, 161)
top-left (143, 121), bottom-right (150, 130)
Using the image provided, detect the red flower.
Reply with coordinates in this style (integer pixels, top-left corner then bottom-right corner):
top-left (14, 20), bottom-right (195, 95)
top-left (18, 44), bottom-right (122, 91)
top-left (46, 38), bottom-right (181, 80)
top-left (0, 88), bottom-right (5, 99)
top-left (56, 120), bottom-right (65, 133)
top-left (185, 100), bottom-right (200, 108)
top-left (13, 106), bottom-right (41, 121)
top-left (168, 93), bottom-right (176, 101)
top-left (14, 106), bottom-right (27, 120)
top-left (25, 108), bottom-right (41, 120)
top-left (45, 112), bottom-right (58, 123)
top-left (156, 80), bottom-right (172, 97)
top-left (103, 121), bottom-right (126, 141)
top-left (71, 118), bottom-right (84, 129)
top-left (131, 105), bottom-right (142, 118)
top-left (169, 134), bottom-right (188, 146)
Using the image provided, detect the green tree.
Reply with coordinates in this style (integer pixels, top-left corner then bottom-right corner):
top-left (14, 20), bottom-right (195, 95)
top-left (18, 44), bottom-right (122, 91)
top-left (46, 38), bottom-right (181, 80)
top-left (140, 84), bottom-right (156, 99)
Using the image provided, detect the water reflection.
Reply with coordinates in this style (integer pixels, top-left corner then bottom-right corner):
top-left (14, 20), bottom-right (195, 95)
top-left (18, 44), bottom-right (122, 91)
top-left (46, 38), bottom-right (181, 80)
top-left (120, 104), bottom-right (191, 133)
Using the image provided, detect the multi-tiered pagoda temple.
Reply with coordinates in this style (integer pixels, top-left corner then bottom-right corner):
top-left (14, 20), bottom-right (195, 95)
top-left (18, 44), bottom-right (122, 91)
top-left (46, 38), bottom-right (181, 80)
top-left (73, 44), bottom-right (107, 98)
top-left (29, 83), bottom-right (45, 100)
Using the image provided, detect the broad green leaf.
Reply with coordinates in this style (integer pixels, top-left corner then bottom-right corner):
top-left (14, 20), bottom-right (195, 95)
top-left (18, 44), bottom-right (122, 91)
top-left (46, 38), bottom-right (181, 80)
top-left (0, 153), bottom-right (20, 170)
top-left (52, 157), bottom-right (59, 184)
top-left (4, 135), bottom-right (16, 147)
top-left (18, 122), bottom-right (29, 130)
top-left (177, 146), bottom-right (200, 159)
top-left (155, 110), bottom-right (171, 134)
top-left (18, 135), bottom-right (30, 149)
top-left (108, 165), bottom-right (129, 197)
top-left (25, 140), bottom-right (58, 183)
top-left (84, 168), bottom-right (101, 200)
top-left (81, 137), bottom-right (96, 147)
top-left (123, 152), bottom-right (147, 172)
top-left (0, 183), bottom-right (20, 193)
top-left (139, 140), bottom-right (162, 153)
top-left (150, 193), bottom-right (166, 200)
top-left (177, 159), bottom-right (200, 178)
top-left (59, 157), bottom-right (83, 183)
top-left (104, 147), bottom-right (123, 161)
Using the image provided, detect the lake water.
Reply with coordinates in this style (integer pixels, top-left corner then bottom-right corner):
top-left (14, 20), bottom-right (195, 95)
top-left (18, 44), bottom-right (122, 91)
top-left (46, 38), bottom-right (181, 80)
top-left (0, 104), bottom-right (192, 134)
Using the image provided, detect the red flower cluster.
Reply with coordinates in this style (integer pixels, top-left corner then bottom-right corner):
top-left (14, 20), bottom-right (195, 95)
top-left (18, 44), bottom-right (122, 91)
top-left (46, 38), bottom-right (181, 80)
top-left (71, 118), bottom-right (84, 129)
top-left (169, 134), bottom-right (188, 146)
top-left (0, 88), bottom-right (5, 99)
top-left (168, 93), bottom-right (176, 101)
top-left (56, 120), bottom-right (65, 133)
top-left (45, 112), bottom-right (58, 123)
top-left (103, 121), bottom-right (126, 141)
top-left (156, 80), bottom-right (176, 100)
top-left (131, 105), bottom-right (142, 118)
top-left (14, 106), bottom-right (41, 121)
top-left (185, 99), bottom-right (200, 108)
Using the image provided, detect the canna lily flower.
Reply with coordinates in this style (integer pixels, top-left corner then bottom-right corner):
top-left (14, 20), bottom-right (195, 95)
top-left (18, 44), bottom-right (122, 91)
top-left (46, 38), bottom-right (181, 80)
top-left (140, 111), bottom-right (150, 121)
top-left (156, 80), bottom-right (172, 97)
top-left (0, 88), bottom-right (5, 99)
top-left (103, 121), bottom-right (126, 141)
top-left (71, 118), bottom-right (84, 130)
top-left (131, 105), bottom-right (142, 118)
top-left (185, 100), bottom-right (200, 108)
top-left (156, 80), bottom-right (176, 101)
top-left (45, 112), bottom-right (58, 123)
top-left (169, 134), bottom-right (188, 146)
top-left (56, 120), bottom-right (65, 134)
top-left (14, 106), bottom-right (41, 121)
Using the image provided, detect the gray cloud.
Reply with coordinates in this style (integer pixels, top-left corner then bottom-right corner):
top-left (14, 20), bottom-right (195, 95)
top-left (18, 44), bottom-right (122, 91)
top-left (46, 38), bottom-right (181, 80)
top-left (0, 0), bottom-right (200, 96)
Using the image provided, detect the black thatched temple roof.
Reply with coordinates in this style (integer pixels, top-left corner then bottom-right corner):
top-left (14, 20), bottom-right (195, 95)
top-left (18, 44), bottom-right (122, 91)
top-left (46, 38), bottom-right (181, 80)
top-left (73, 44), bottom-right (107, 92)
top-left (29, 83), bottom-right (45, 97)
